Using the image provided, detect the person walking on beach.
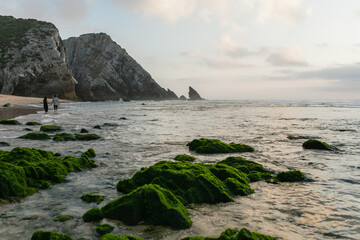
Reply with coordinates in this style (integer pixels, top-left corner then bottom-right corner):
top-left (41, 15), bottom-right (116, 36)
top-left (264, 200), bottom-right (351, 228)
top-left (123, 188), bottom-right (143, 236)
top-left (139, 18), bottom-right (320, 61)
top-left (43, 97), bottom-right (48, 114)
top-left (51, 95), bottom-right (59, 113)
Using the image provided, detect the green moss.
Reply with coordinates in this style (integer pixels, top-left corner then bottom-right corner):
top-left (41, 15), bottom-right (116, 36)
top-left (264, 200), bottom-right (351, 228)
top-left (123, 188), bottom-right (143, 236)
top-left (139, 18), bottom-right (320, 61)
top-left (181, 228), bottom-right (276, 240)
top-left (187, 138), bottom-right (254, 154)
top-left (53, 133), bottom-right (76, 141)
top-left (302, 139), bottom-right (332, 151)
top-left (19, 132), bottom-right (51, 140)
top-left (0, 142), bottom-right (10, 146)
top-left (3, 103), bottom-right (11, 107)
top-left (225, 178), bottom-right (254, 196)
top-left (0, 120), bottom-right (21, 125)
top-left (101, 234), bottom-right (143, 240)
top-left (26, 122), bottom-right (41, 126)
top-left (102, 184), bottom-right (192, 229)
top-left (117, 161), bottom-right (232, 205)
top-left (174, 154), bottom-right (195, 162)
top-left (80, 128), bottom-right (88, 133)
top-left (96, 224), bottom-right (115, 235)
top-left (31, 230), bottom-right (73, 240)
top-left (276, 170), bottom-right (305, 182)
top-left (81, 194), bottom-right (104, 204)
top-left (75, 133), bottom-right (101, 141)
top-left (0, 147), bottom-right (96, 200)
top-left (54, 215), bottom-right (74, 222)
top-left (81, 148), bottom-right (96, 158)
top-left (40, 125), bottom-right (62, 132)
top-left (82, 207), bottom-right (104, 222)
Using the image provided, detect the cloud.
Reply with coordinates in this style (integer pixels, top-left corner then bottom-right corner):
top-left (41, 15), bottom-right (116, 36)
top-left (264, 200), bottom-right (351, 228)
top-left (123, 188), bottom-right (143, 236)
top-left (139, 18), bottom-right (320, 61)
top-left (219, 35), bottom-right (270, 58)
top-left (299, 63), bottom-right (360, 81)
top-left (266, 47), bottom-right (308, 67)
top-left (0, 0), bottom-right (89, 22)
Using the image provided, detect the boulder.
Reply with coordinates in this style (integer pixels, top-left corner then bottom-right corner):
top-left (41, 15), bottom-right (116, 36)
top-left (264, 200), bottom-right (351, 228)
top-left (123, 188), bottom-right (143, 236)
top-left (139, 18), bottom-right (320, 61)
top-left (81, 194), bottom-right (105, 204)
top-left (31, 230), bottom-right (72, 240)
top-left (181, 228), bottom-right (276, 240)
top-left (302, 139), bottom-right (332, 151)
top-left (96, 224), bottom-right (114, 235)
top-left (187, 138), bottom-right (254, 154)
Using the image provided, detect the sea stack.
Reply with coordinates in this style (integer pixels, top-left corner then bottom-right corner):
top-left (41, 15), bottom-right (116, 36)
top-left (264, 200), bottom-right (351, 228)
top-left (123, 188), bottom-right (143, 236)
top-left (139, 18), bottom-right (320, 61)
top-left (64, 33), bottom-right (178, 101)
top-left (188, 86), bottom-right (203, 100)
top-left (0, 16), bottom-right (77, 99)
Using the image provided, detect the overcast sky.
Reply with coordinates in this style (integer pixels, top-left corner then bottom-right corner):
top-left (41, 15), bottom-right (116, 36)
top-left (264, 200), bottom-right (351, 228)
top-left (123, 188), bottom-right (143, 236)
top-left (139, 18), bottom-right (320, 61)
top-left (1, 0), bottom-right (360, 100)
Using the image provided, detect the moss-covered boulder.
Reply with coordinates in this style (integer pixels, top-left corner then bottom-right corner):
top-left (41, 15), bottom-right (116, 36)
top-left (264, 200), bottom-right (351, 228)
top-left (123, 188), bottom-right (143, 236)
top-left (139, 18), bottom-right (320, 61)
top-left (81, 194), bottom-right (104, 204)
top-left (218, 157), bottom-right (272, 182)
top-left (53, 133), bottom-right (76, 141)
top-left (181, 228), bottom-right (276, 240)
top-left (81, 148), bottom-right (96, 158)
top-left (117, 161), bottom-right (233, 205)
top-left (174, 154), bottom-right (195, 162)
top-left (0, 119), bottom-right (21, 125)
top-left (276, 170), bottom-right (305, 182)
top-left (96, 224), bottom-right (115, 235)
top-left (102, 184), bottom-right (192, 229)
top-left (0, 147), bottom-right (97, 200)
top-left (82, 207), bottom-right (104, 222)
top-left (19, 132), bottom-right (51, 140)
top-left (40, 125), bottom-right (62, 132)
top-left (302, 139), bottom-right (332, 151)
top-left (31, 230), bottom-right (73, 240)
top-left (26, 121), bottom-right (41, 126)
top-left (80, 128), bottom-right (88, 133)
top-left (54, 215), bottom-right (74, 222)
top-left (101, 234), bottom-right (143, 240)
top-left (3, 103), bottom-right (11, 107)
top-left (187, 138), bottom-right (254, 154)
top-left (75, 133), bottom-right (101, 141)
top-left (0, 141), bottom-right (10, 147)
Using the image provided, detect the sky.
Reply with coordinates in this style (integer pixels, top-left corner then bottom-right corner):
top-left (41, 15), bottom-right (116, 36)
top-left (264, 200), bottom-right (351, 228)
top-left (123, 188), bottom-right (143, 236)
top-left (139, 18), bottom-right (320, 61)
top-left (1, 0), bottom-right (360, 100)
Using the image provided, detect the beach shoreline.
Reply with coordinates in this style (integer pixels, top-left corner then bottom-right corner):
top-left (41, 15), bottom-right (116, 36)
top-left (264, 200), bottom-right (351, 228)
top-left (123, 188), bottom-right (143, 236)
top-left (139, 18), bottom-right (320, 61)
top-left (0, 94), bottom-right (72, 120)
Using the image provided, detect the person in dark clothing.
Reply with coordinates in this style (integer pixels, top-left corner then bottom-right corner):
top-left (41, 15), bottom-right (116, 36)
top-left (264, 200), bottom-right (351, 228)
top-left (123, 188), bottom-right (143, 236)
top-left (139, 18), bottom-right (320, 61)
top-left (43, 97), bottom-right (48, 114)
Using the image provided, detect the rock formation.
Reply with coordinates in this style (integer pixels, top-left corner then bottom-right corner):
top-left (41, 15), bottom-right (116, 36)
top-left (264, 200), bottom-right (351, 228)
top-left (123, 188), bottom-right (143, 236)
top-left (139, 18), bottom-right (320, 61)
top-left (188, 86), bottom-right (203, 100)
top-left (64, 33), bottom-right (178, 101)
top-left (179, 95), bottom-right (187, 100)
top-left (0, 16), bottom-right (76, 99)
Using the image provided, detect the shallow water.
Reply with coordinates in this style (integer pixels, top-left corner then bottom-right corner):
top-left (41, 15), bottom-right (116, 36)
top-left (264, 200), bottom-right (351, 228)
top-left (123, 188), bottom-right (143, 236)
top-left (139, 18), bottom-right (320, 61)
top-left (0, 100), bottom-right (359, 240)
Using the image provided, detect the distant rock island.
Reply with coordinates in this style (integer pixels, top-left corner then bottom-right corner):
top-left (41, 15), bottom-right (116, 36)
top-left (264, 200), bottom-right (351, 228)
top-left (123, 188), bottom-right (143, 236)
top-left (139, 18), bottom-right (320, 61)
top-left (188, 86), bottom-right (203, 100)
top-left (0, 16), bottom-right (179, 101)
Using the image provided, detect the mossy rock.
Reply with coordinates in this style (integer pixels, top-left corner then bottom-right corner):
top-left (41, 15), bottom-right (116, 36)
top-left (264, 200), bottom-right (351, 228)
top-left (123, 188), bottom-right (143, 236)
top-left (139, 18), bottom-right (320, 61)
top-left (0, 147), bottom-right (97, 200)
top-left (225, 178), bottom-right (254, 196)
top-left (302, 139), bottom-right (332, 151)
top-left (102, 184), bottom-right (192, 229)
top-left (53, 133), bottom-right (76, 141)
top-left (174, 154), bottom-right (195, 162)
top-left (181, 228), bottom-right (276, 240)
top-left (0, 119), bottom-right (21, 125)
top-left (117, 161), bottom-right (233, 205)
top-left (101, 234), bottom-right (143, 240)
top-left (31, 230), bottom-right (73, 240)
top-left (81, 194), bottom-right (104, 204)
top-left (96, 224), bottom-right (115, 235)
top-left (19, 132), bottom-right (50, 140)
top-left (40, 125), bottom-right (62, 132)
top-left (75, 133), bottom-right (101, 141)
top-left (82, 207), bottom-right (104, 222)
top-left (276, 170), bottom-right (305, 182)
top-left (80, 128), bottom-right (89, 133)
top-left (54, 215), bottom-right (74, 222)
top-left (3, 103), bottom-right (11, 107)
top-left (0, 142), bottom-right (10, 147)
top-left (26, 122), bottom-right (41, 126)
top-left (187, 138), bottom-right (254, 154)
top-left (81, 148), bottom-right (96, 158)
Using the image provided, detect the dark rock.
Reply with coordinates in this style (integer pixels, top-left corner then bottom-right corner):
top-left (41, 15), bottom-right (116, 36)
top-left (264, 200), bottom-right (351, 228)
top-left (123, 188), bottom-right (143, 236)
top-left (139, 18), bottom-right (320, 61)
top-left (80, 128), bottom-right (88, 133)
top-left (81, 194), bottom-right (104, 204)
top-left (19, 132), bottom-right (50, 140)
top-left (102, 184), bottom-right (192, 229)
top-left (64, 33), bottom-right (178, 101)
top-left (40, 125), bottom-right (62, 132)
top-left (0, 120), bottom-right (21, 125)
top-left (75, 133), bottom-right (101, 141)
top-left (0, 16), bottom-right (76, 99)
top-left (96, 224), bottom-right (114, 235)
top-left (181, 228), bottom-right (276, 240)
top-left (82, 207), bottom-right (104, 222)
top-left (0, 141), bottom-right (10, 146)
top-left (26, 122), bottom-right (41, 126)
top-left (31, 230), bottom-right (73, 240)
top-left (187, 138), bottom-right (254, 154)
top-left (3, 103), bottom-right (11, 107)
top-left (93, 125), bottom-right (102, 129)
top-left (302, 139), bottom-right (332, 151)
top-left (23, 128), bottom-right (32, 131)
top-left (179, 95), bottom-right (187, 101)
top-left (119, 117), bottom-right (127, 120)
top-left (188, 86), bottom-right (203, 100)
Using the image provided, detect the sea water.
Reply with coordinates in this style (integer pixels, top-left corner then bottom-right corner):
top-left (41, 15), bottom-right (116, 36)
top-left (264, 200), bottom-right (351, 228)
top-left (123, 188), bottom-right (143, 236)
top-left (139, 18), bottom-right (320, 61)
top-left (0, 100), bottom-right (359, 240)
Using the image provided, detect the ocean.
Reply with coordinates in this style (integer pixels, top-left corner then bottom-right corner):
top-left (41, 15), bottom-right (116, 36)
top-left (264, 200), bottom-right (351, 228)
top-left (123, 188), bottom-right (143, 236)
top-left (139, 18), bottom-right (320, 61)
top-left (0, 100), bottom-right (359, 240)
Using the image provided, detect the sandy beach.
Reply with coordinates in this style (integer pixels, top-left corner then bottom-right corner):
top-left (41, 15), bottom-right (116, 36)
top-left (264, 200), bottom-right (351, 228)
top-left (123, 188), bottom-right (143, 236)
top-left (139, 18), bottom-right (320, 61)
top-left (0, 94), bottom-right (72, 120)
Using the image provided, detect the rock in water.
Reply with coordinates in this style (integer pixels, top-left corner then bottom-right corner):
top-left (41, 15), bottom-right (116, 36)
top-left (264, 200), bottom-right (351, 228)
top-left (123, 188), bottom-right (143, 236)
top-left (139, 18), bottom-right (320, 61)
top-left (188, 86), bottom-right (203, 100)
top-left (64, 33), bottom-right (178, 101)
top-left (0, 16), bottom-right (76, 98)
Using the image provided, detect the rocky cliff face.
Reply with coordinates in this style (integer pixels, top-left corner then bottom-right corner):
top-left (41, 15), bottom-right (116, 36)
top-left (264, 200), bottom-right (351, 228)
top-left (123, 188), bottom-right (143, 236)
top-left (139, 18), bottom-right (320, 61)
top-left (64, 33), bottom-right (178, 101)
top-left (188, 86), bottom-right (203, 100)
top-left (0, 16), bottom-right (76, 99)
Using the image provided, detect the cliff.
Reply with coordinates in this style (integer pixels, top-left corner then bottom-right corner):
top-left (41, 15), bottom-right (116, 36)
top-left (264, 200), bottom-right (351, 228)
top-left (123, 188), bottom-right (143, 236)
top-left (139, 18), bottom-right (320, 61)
top-left (64, 33), bottom-right (178, 101)
top-left (0, 16), bottom-right (76, 99)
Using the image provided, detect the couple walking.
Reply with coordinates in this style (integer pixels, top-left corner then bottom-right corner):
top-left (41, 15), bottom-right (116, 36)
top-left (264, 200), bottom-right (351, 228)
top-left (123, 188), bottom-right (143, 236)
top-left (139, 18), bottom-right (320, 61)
top-left (43, 95), bottom-right (59, 114)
